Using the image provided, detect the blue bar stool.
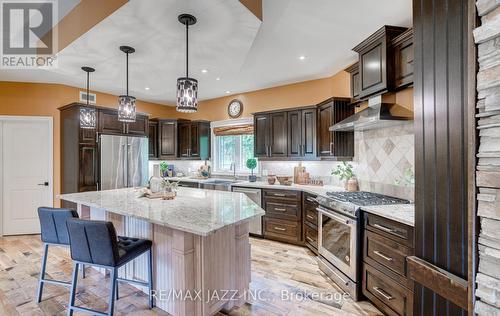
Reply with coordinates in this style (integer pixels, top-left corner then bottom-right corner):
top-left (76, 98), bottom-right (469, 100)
top-left (66, 218), bottom-right (154, 316)
top-left (36, 207), bottom-right (86, 303)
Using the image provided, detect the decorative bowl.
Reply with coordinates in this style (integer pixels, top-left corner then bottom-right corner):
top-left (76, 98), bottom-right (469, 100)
top-left (267, 175), bottom-right (276, 185)
top-left (276, 176), bottom-right (293, 186)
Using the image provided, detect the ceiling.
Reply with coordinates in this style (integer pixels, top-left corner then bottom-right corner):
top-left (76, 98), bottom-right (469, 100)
top-left (0, 0), bottom-right (412, 105)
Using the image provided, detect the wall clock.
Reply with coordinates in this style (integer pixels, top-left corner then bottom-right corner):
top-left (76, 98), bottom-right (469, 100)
top-left (228, 99), bottom-right (243, 118)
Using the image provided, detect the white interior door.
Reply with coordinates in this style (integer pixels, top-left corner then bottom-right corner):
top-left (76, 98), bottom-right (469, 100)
top-left (1, 117), bottom-right (53, 235)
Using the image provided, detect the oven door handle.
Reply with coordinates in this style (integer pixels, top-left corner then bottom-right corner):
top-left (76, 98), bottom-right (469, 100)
top-left (316, 206), bottom-right (353, 225)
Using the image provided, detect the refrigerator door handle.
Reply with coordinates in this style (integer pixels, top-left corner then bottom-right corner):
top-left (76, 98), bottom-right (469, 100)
top-left (122, 143), bottom-right (127, 188)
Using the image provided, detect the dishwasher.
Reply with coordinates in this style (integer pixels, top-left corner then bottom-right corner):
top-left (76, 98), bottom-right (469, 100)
top-left (232, 187), bottom-right (263, 236)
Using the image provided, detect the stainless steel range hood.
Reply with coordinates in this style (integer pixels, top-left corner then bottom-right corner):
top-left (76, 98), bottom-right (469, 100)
top-left (329, 96), bottom-right (413, 132)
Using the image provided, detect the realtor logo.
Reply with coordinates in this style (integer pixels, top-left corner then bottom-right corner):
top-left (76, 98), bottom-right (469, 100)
top-left (1, 0), bottom-right (58, 69)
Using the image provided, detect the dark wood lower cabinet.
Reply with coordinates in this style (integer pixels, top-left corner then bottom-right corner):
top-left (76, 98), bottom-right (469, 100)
top-left (362, 212), bottom-right (414, 316)
top-left (303, 223), bottom-right (318, 253)
top-left (78, 144), bottom-right (98, 192)
top-left (302, 192), bottom-right (319, 253)
top-left (263, 217), bottom-right (301, 244)
top-left (363, 264), bottom-right (414, 316)
top-left (262, 189), bottom-right (302, 244)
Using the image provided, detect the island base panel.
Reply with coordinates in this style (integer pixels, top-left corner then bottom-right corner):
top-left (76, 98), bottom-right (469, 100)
top-left (82, 205), bottom-right (251, 316)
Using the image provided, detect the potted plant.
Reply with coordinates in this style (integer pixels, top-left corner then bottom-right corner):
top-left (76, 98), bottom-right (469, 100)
top-left (161, 179), bottom-right (179, 200)
top-left (331, 161), bottom-right (358, 191)
top-left (246, 158), bottom-right (258, 182)
top-left (159, 161), bottom-right (169, 177)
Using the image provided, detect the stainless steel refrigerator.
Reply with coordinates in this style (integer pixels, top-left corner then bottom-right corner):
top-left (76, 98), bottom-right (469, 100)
top-left (99, 135), bottom-right (149, 190)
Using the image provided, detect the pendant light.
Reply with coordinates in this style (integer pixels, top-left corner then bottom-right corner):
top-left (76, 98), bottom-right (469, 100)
top-left (118, 45), bottom-right (137, 122)
top-left (80, 66), bottom-right (96, 129)
top-left (176, 14), bottom-right (198, 113)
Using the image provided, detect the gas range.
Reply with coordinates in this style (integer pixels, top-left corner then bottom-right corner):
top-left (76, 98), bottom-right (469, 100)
top-left (315, 191), bottom-right (410, 300)
top-left (315, 191), bottom-right (410, 218)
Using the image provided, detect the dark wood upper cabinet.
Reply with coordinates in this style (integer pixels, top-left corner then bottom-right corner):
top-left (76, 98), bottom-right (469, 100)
top-left (98, 108), bottom-right (148, 136)
top-left (269, 112), bottom-right (288, 157)
top-left (353, 25), bottom-right (407, 99)
top-left (98, 109), bottom-right (125, 134)
top-left (126, 114), bottom-right (149, 136)
top-left (287, 110), bottom-right (302, 157)
top-left (318, 101), bottom-right (334, 156)
top-left (302, 108), bottom-right (317, 157)
top-left (317, 98), bottom-right (354, 158)
top-left (391, 28), bottom-right (414, 90)
top-left (158, 119), bottom-right (177, 159)
top-left (287, 108), bottom-right (317, 158)
top-left (177, 120), bottom-right (210, 160)
top-left (345, 62), bottom-right (361, 100)
top-left (254, 100), bottom-right (351, 160)
top-left (148, 120), bottom-right (158, 159)
top-left (254, 114), bottom-right (270, 157)
top-left (254, 112), bottom-right (287, 158)
top-left (178, 121), bottom-right (191, 158)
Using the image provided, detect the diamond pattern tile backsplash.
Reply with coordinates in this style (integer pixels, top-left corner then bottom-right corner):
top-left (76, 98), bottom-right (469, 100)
top-left (354, 121), bottom-right (414, 198)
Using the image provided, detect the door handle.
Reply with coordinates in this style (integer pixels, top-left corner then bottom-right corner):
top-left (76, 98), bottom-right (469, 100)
top-left (37, 182), bottom-right (49, 186)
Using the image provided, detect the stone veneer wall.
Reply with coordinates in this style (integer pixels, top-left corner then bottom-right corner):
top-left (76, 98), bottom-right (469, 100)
top-left (473, 0), bottom-right (500, 314)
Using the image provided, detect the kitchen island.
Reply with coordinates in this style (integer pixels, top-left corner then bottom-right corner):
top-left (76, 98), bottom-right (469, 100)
top-left (59, 187), bottom-right (265, 316)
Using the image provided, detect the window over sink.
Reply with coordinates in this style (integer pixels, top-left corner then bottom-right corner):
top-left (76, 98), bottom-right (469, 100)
top-left (211, 118), bottom-right (257, 175)
top-left (213, 134), bottom-right (257, 174)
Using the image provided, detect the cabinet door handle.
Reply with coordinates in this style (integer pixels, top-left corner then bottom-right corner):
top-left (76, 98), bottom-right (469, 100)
top-left (37, 182), bottom-right (49, 186)
top-left (269, 145), bottom-right (272, 156)
top-left (306, 236), bottom-right (315, 243)
top-left (373, 287), bottom-right (394, 301)
top-left (274, 207), bottom-right (287, 212)
top-left (373, 250), bottom-right (393, 262)
top-left (272, 193), bottom-right (286, 197)
top-left (306, 197), bottom-right (317, 203)
top-left (329, 142), bottom-right (334, 154)
top-left (273, 226), bottom-right (286, 231)
top-left (372, 223), bottom-right (405, 238)
top-left (306, 214), bottom-right (315, 220)
top-left (373, 223), bottom-right (394, 233)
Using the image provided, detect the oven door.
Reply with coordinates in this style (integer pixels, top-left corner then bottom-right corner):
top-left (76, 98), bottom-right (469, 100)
top-left (317, 206), bottom-right (358, 281)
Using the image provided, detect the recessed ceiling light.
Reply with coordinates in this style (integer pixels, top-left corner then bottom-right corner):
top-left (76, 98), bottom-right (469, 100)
top-left (201, 69), bottom-right (208, 73)
top-left (145, 87), bottom-right (150, 90)
top-left (299, 55), bottom-right (307, 61)
top-left (216, 77), bottom-right (220, 81)
top-left (225, 90), bottom-right (230, 94)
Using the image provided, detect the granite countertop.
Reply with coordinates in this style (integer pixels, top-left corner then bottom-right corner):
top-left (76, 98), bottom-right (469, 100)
top-left (157, 178), bottom-right (414, 226)
top-left (231, 181), bottom-right (345, 196)
top-left (58, 187), bottom-right (265, 236)
top-left (361, 204), bottom-right (415, 227)
top-left (233, 181), bottom-right (414, 226)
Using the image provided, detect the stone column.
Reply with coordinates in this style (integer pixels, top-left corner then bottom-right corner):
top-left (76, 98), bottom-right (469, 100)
top-left (473, 0), bottom-right (500, 314)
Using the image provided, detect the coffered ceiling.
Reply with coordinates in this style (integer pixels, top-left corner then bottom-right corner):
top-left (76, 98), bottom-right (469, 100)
top-left (0, 0), bottom-right (412, 105)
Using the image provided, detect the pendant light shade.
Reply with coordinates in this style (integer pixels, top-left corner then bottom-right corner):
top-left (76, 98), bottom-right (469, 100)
top-left (176, 14), bottom-right (198, 113)
top-left (80, 66), bottom-right (96, 129)
top-left (118, 46), bottom-right (137, 122)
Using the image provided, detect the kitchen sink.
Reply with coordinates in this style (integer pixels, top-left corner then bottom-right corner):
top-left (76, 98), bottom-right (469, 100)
top-left (201, 179), bottom-right (241, 191)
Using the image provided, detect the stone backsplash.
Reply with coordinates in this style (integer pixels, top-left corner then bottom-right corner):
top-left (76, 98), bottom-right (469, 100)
top-left (354, 121), bottom-right (415, 200)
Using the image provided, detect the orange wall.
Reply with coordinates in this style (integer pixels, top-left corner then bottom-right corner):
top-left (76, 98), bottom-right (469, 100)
top-left (0, 81), bottom-right (177, 206)
top-left (173, 70), bottom-right (351, 121)
top-left (0, 70), bottom-right (413, 206)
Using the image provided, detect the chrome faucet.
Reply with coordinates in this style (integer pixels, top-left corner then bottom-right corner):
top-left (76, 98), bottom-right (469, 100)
top-left (230, 163), bottom-right (237, 180)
